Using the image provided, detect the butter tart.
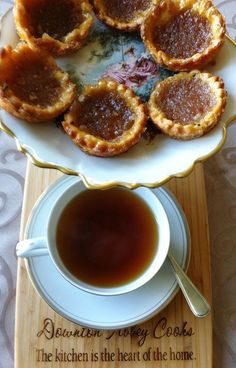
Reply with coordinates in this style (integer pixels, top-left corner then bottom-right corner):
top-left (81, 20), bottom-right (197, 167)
top-left (92, 0), bottom-right (155, 31)
top-left (62, 80), bottom-right (147, 157)
top-left (0, 43), bottom-right (76, 123)
top-left (14, 0), bottom-right (93, 56)
top-left (141, 0), bottom-right (226, 71)
top-left (148, 70), bottom-right (227, 140)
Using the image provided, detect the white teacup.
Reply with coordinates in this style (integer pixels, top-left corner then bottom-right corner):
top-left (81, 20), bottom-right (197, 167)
top-left (16, 182), bottom-right (170, 296)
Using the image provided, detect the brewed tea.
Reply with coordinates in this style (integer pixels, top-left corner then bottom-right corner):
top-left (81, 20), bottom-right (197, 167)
top-left (56, 188), bottom-right (157, 288)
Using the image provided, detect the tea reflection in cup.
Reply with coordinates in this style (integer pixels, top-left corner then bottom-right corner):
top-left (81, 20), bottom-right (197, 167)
top-left (16, 182), bottom-right (170, 296)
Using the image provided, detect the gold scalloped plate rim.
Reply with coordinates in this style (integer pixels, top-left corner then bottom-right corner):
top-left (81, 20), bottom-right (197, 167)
top-left (0, 8), bottom-right (235, 189)
top-left (1, 113), bottom-right (236, 189)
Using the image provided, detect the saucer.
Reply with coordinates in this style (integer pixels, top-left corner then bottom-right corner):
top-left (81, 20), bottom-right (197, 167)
top-left (24, 176), bottom-right (190, 329)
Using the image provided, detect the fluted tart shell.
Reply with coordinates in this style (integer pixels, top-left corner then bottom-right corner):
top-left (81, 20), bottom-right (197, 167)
top-left (148, 70), bottom-right (227, 140)
top-left (141, 0), bottom-right (226, 71)
top-left (62, 80), bottom-right (148, 157)
top-left (14, 0), bottom-right (93, 56)
top-left (0, 43), bottom-right (76, 123)
top-left (92, 0), bottom-right (156, 31)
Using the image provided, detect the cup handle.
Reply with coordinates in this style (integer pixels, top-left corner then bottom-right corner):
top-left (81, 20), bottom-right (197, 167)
top-left (16, 237), bottom-right (49, 258)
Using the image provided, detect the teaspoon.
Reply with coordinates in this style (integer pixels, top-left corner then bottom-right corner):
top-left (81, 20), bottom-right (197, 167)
top-left (168, 252), bottom-right (210, 318)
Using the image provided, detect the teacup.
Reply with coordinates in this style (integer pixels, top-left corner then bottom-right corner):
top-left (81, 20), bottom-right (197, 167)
top-left (16, 182), bottom-right (170, 296)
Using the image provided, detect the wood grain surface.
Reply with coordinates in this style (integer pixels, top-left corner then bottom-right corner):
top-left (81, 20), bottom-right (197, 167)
top-left (15, 162), bottom-right (212, 367)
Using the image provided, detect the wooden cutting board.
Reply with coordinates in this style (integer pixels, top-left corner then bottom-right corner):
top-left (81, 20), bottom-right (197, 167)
top-left (15, 162), bottom-right (212, 367)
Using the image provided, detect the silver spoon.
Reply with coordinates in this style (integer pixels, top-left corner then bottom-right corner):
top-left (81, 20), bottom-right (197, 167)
top-left (168, 252), bottom-right (210, 318)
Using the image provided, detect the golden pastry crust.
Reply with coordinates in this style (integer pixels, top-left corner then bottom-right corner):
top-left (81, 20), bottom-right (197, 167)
top-left (0, 43), bottom-right (76, 123)
top-left (141, 0), bottom-right (226, 71)
top-left (92, 0), bottom-right (156, 31)
top-left (14, 0), bottom-right (93, 56)
top-left (148, 70), bottom-right (227, 140)
top-left (62, 80), bottom-right (148, 157)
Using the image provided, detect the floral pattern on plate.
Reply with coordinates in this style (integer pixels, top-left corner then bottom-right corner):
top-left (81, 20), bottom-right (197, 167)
top-left (61, 19), bottom-right (173, 101)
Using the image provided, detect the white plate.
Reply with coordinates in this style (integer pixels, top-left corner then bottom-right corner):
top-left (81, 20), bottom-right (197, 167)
top-left (0, 9), bottom-right (235, 189)
top-left (24, 176), bottom-right (190, 329)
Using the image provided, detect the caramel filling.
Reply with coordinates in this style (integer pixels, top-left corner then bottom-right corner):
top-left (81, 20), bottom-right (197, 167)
top-left (154, 10), bottom-right (211, 59)
top-left (103, 0), bottom-right (151, 22)
top-left (25, 0), bottom-right (84, 41)
top-left (74, 90), bottom-right (135, 140)
top-left (156, 77), bottom-right (216, 124)
top-left (7, 57), bottom-right (62, 107)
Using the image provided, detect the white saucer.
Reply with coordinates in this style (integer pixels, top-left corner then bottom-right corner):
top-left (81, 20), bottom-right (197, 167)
top-left (24, 176), bottom-right (190, 329)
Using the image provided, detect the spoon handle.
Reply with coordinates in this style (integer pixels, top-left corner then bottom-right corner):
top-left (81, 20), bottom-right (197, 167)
top-left (168, 253), bottom-right (211, 318)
